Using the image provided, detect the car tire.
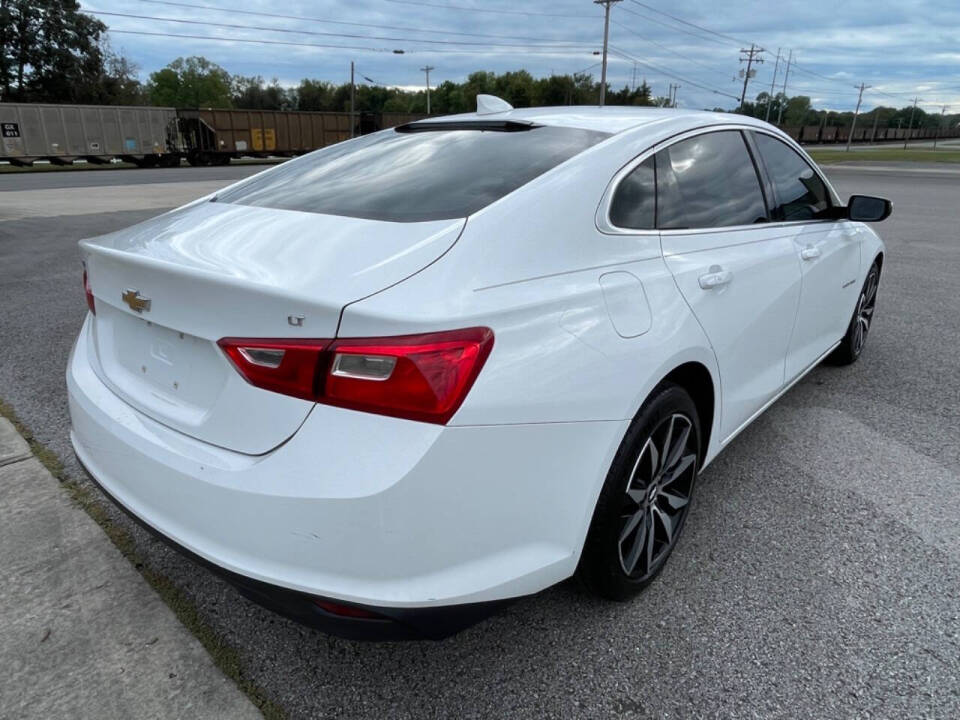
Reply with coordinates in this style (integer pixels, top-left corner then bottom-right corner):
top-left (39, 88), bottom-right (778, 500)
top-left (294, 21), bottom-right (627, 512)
top-left (828, 260), bottom-right (880, 366)
top-left (577, 382), bottom-right (701, 601)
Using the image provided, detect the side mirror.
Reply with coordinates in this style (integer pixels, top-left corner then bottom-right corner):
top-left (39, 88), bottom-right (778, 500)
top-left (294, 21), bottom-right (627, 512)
top-left (847, 195), bottom-right (892, 223)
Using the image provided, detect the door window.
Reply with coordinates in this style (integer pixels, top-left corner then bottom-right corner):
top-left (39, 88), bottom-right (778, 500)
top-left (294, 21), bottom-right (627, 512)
top-left (656, 131), bottom-right (768, 230)
top-left (609, 155), bottom-right (656, 229)
top-left (752, 133), bottom-right (831, 221)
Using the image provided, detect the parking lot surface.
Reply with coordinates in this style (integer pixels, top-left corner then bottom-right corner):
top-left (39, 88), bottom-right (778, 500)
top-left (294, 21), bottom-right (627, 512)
top-left (1, 164), bottom-right (958, 718)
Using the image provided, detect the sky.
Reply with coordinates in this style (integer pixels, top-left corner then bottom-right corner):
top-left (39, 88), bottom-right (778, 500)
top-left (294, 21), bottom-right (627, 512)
top-left (80, 0), bottom-right (960, 114)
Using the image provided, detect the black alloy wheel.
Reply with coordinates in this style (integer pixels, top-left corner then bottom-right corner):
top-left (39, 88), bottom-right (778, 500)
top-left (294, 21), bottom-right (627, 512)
top-left (578, 382), bottom-right (701, 600)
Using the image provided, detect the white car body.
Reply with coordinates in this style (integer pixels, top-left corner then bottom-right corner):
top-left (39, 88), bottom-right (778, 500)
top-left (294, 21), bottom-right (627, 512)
top-left (67, 106), bottom-right (885, 638)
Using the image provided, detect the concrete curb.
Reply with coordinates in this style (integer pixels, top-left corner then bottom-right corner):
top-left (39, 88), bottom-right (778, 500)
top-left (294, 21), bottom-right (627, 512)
top-left (0, 419), bottom-right (31, 467)
top-left (0, 417), bottom-right (263, 720)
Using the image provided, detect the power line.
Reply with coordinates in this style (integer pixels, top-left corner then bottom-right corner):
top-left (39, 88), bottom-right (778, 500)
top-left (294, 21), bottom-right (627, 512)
top-left (618, 5), bottom-right (732, 47)
top-left (106, 29), bottom-right (594, 56)
top-left (91, 10), bottom-right (592, 50)
top-left (608, 45), bottom-right (740, 101)
top-left (133, 0), bottom-right (586, 45)
top-left (381, 0), bottom-right (594, 18)
top-left (612, 13), bottom-right (853, 104)
top-left (623, 1), bottom-right (947, 108)
top-left (571, 61), bottom-right (603, 76)
top-left (610, 19), bottom-right (734, 79)
top-left (628, 0), bottom-right (754, 47)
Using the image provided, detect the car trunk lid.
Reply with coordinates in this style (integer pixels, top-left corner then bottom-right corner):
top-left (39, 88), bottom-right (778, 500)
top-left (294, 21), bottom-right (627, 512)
top-left (80, 200), bottom-right (464, 454)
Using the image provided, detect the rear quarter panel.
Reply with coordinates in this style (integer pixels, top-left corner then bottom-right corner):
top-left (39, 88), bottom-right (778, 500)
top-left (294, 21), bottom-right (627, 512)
top-left (338, 127), bottom-right (721, 435)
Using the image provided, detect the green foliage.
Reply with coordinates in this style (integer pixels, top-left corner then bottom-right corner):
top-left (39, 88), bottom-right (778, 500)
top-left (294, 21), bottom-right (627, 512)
top-left (279, 70), bottom-right (660, 114)
top-left (147, 56), bottom-right (234, 108)
top-left (0, 0), bottom-right (139, 103)
top-left (232, 75), bottom-right (291, 110)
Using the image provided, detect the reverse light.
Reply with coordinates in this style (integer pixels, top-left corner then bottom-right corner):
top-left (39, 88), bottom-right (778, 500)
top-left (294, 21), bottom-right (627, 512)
top-left (218, 328), bottom-right (493, 425)
top-left (219, 339), bottom-right (331, 402)
top-left (82, 264), bottom-right (96, 315)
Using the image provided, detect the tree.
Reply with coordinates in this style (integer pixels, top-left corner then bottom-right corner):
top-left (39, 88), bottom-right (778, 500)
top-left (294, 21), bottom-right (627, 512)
top-left (1, 0), bottom-right (108, 102)
top-left (94, 49), bottom-right (147, 105)
top-left (296, 79), bottom-right (336, 111)
top-left (232, 75), bottom-right (291, 110)
top-left (147, 56), bottom-right (233, 108)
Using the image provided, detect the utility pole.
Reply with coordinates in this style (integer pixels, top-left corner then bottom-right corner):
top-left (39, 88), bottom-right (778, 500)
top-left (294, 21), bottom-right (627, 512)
top-left (738, 43), bottom-right (764, 111)
top-left (631, 61), bottom-right (638, 91)
top-left (764, 49), bottom-right (781, 123)
top-left (933, 105), bottom-right (949, 150)
top-left (776, 49), bottom-right (792, 126)
top-left (903, 96), bottom-right (921, 149)
top-left (419, 65), bottom-right (435, 114)
top-left (349, 61), bottom-right (355, 139)
top-left (845, 82), bottom-right (870, 152)
top-left (668, 83), bottom-right (680, 108)
top-left (594, 0), bottom-right (622, 106)
top-left (870, 110), bottom-right (880, 143)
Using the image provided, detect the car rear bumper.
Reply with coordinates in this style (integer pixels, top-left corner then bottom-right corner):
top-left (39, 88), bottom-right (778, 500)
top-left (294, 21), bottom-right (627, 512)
top-left (67, 315), bottom-right (625, 636)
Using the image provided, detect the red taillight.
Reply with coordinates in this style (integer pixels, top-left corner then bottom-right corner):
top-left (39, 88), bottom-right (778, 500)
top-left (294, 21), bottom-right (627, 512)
top-left (82, 264), bottom-right (96, 315)
top-left (218, 338), bottom-right (332, 402)
top-left (218, 328), bottom-right (493, 425)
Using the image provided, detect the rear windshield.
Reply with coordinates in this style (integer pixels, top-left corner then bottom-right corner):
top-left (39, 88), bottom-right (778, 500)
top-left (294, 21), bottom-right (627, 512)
top-left (214, 124), bottom-right (610, 222)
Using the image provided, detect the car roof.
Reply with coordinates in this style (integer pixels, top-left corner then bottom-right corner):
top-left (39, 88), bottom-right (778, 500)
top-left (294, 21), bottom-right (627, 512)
top-left (407, 106), bottom-right (774, 136)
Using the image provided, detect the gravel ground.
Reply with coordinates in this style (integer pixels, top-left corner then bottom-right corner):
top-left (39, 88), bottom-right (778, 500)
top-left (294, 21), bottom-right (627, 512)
top-left (1, 165), bottom-right (958, 718)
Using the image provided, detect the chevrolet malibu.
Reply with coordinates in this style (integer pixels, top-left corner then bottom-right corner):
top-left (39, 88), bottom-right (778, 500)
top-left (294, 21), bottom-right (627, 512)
top-left (68, 99), bottom-right (890, 639)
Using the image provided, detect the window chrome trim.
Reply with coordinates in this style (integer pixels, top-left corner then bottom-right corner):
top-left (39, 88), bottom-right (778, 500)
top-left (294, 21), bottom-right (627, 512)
top-left (596, 123), bottom-right (844, 237)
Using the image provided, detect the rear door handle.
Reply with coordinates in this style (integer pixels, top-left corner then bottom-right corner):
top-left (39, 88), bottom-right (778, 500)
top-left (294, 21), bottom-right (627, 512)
top-left (800, 245), bottom-right (821, 260)
top-left (698, 267), bottom-right (733, 289)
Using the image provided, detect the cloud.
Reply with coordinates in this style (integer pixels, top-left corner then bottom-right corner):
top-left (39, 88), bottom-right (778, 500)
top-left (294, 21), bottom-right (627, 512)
top-left (85, 0), bottom-right (960, 111)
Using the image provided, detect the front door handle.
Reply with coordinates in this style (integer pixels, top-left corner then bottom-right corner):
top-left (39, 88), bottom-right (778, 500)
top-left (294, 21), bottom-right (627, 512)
top-left (800, 245), bottom-right (821, 260)
top-left (699, 267), bottom-right (733, 289)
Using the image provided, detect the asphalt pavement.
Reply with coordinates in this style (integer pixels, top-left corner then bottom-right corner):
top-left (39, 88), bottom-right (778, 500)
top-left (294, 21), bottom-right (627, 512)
top-left (1, 164), bottom-right (958, 719)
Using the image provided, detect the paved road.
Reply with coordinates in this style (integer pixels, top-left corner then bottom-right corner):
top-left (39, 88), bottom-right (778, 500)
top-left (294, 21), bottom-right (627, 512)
top-left (0, 164), bottom-right (270, 192)
top-left (1, 165), bottom-right (958, 719)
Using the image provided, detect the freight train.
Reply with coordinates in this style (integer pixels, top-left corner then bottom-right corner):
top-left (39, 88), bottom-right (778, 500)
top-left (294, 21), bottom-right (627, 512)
top-left (2, 102), bottom-right (957, 168)
top-left (0, 103), bottom-right (425, 167)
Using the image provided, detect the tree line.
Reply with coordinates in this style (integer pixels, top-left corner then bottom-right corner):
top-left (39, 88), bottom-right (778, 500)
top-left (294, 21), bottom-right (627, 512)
top-left (145, 57), bottom-right (666, 114)
top-left (735, 92), bottom-right (955, 131)
top-left (2, 2), bottom-right (956, 132)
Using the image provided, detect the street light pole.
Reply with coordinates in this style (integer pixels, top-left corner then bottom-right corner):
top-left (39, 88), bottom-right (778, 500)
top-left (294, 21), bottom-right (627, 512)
top-left (420, 65), bottom-right (435, 114)
top-left (349, 60), bottom-right (355, 139)
top-left (594, 0), bottom-right (622, 107)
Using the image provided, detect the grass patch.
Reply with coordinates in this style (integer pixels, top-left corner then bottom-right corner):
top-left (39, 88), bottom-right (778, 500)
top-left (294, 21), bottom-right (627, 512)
top-left (0, 397), bottom-right (285, 720)
top-left (808, 148), bottom-right (960, 164)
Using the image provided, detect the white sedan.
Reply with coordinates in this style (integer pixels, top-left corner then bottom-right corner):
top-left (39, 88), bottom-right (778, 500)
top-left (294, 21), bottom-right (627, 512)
top-left (68, 98), bottom-right (889, 639)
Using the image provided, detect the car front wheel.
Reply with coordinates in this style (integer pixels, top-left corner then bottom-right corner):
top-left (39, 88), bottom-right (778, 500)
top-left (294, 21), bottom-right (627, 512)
top-left (829, 260), bottom-right (880, 365)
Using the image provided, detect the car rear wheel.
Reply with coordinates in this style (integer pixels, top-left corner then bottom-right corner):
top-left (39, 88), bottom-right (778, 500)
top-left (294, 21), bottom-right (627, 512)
top-left (828, 260), bottom-right (880, 365)
top-left (577, 382), bottom-right (700, 600)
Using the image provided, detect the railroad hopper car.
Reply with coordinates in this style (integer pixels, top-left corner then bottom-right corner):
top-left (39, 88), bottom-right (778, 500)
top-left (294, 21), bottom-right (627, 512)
top-left (1, 103), bottom-right (179, 167)
top-left (0, 103), bottom-right (426, 167)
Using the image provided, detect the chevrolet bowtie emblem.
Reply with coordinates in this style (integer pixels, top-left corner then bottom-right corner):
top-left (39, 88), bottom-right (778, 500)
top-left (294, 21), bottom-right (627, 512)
top-left (122, 288), bottom-right (151, 313)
